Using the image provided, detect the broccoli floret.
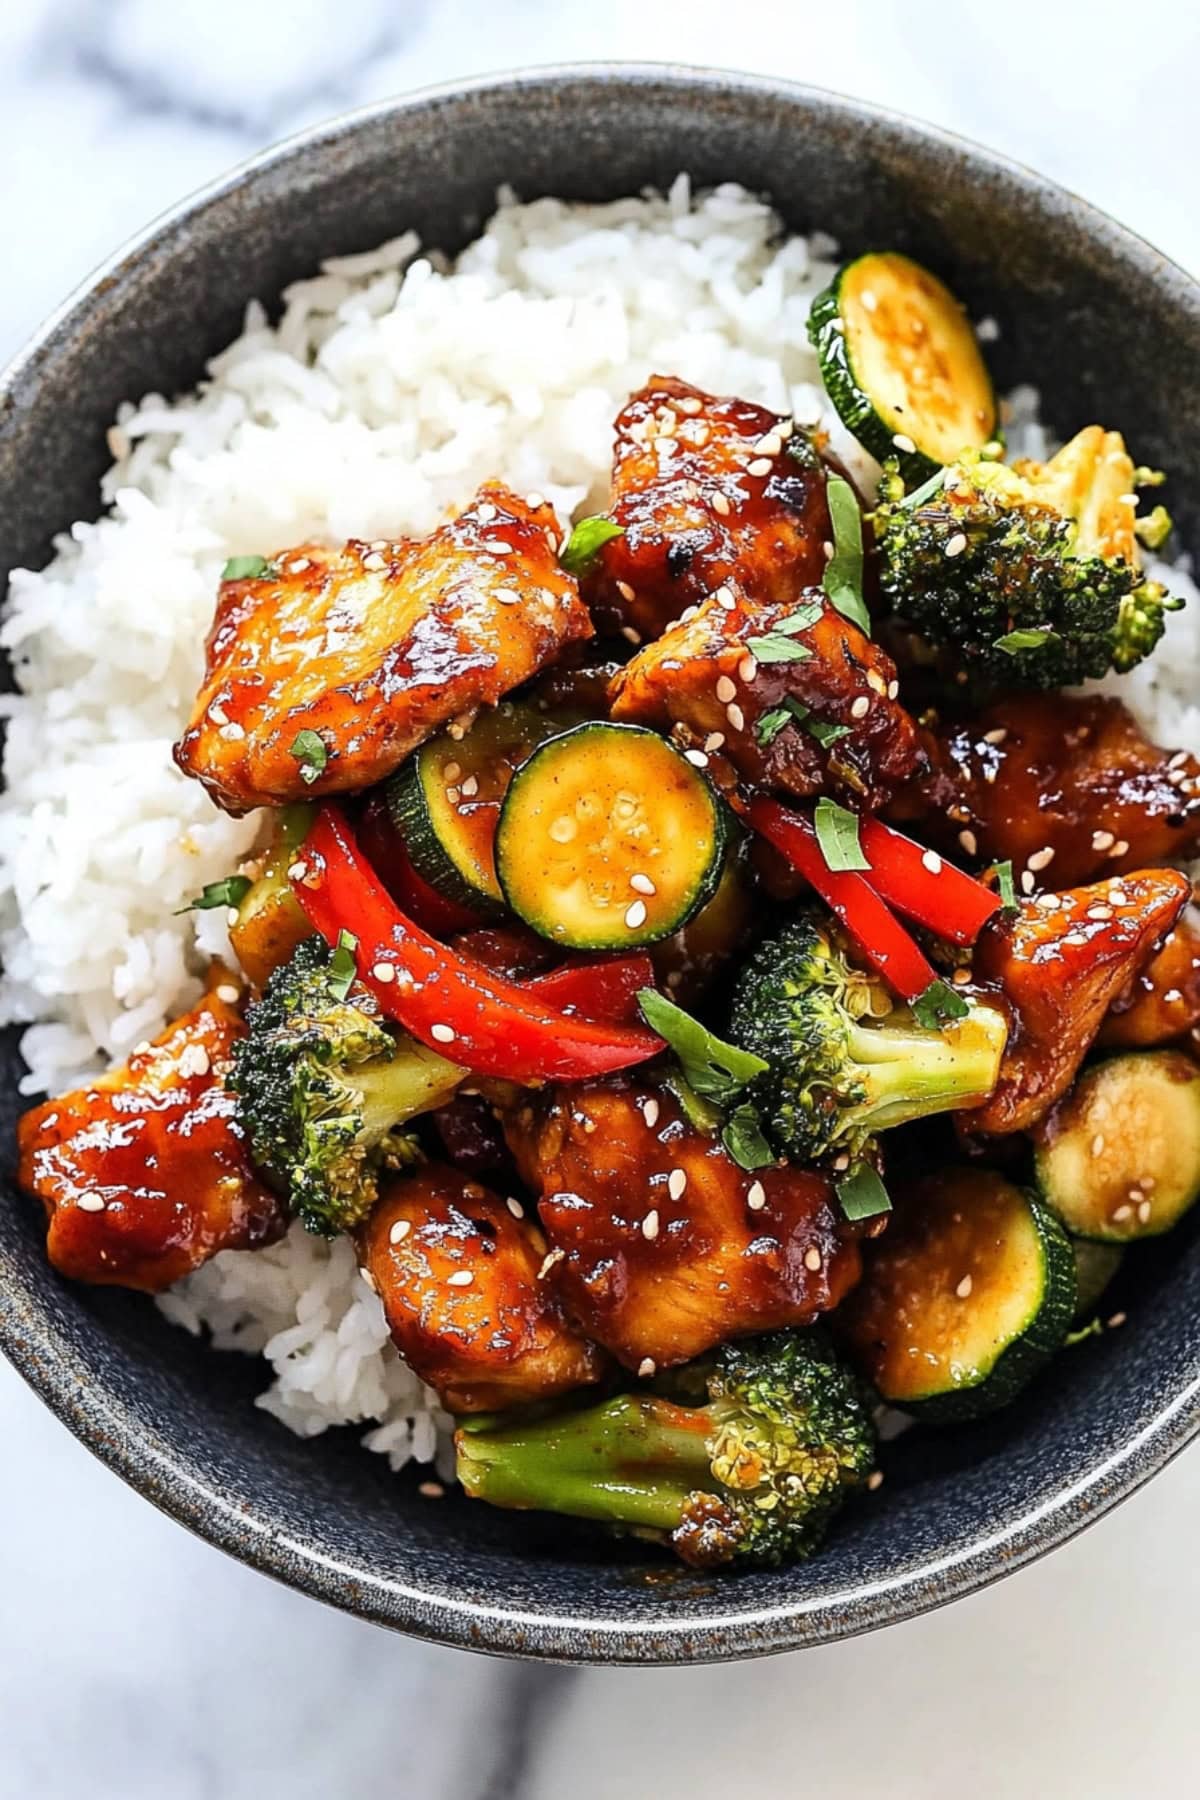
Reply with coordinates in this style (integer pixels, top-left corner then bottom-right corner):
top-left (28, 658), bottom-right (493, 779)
top-left (230, 936), bottom-right (463, 1236)
top-left (874, 427), bottom-right (1180, 693)
top-left (727, 914), bottom-right (1007, 1162)
top-left (455, 1331), bottom-right (875, 1568)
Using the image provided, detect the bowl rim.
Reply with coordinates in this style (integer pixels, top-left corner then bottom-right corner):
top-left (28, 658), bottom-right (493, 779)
top-left (4, 60), bottom-right (1200, 1664)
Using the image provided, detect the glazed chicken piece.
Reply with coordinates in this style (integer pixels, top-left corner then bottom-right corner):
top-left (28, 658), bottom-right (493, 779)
top-left (175, 482), bottom-right (592, 814)
top-left (611, 588), bottom-right (921, 809)
top-left (587, 375), bottom-right (833, 645)
top-left (17, 986), bottom-right (284, 1291)
top-left (505, 1077), bottom-right (868, 1371)
top-left (966, 869), bottom-right (1190, 1134)
top-left (1100, 906), bottom-right (1200, 1049)
top-left (359, 1165), bottom-right (606, 1414)
top-left (896, 695), bottom-right (1200, 887)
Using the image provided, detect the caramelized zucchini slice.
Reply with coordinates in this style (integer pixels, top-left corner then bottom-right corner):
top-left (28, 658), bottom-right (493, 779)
top-left (1035, 1050), bottom-right (1200, 1242)
top-left (495, 723), bottom-right (727, 950)
top-left (808, 251), bottom-right (997, 479)
top-left (229, 805), bottom-right (314, 989)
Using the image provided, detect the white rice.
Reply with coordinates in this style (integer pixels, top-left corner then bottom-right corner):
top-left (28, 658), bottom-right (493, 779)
top-left (2, 181), bottom-right (1195, 1468)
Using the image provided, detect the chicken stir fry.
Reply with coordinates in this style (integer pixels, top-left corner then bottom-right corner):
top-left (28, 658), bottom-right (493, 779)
top-left (20, 244), bottom-right (1200, 1573)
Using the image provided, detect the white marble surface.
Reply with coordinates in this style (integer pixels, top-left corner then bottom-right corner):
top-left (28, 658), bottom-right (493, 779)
top-left (3, 3), bottom-right (1200, 1794)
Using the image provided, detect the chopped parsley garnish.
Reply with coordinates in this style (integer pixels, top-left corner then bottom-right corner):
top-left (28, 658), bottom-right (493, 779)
top-left (995, 859), bottom-right (1018, 913)
top-left (806, 717), bottom-right (852, 749)
top-left (328, 929), bottom-right (359, 1002)
top-left (814, 797), bottom-right (870, 872)
top-left (756, 696), bottom-right (850, 750)
top-left (289, 729), bottom-right (329, 784)
top-left (176, 874), bottom-right (252, 915)
top-left (994, 627), bottom-right (1059, 654)
top-left (637, 989), bottom-right (767, 1107)
top-left (221, 554), bottom-right (272, 581)
top-left (721, 1102), bottom-right (775, 1172)
top-left (896, 467), bottom-right (947, 510)
top-left (773, 601), bottom-right (824, 637)
top-left (836, 1163), bottom-right (892, 1223)
top-left (756, 705), bottom-right (795, 746)
top-left (823, 475), bottom-right (870, 634)
top-left (912, 978), bottom-right (971, 1030)
top-left (560, 516), bottom-right (624, 576)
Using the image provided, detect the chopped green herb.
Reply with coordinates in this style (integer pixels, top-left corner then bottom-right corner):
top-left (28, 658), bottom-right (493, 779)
top-left (560, 516), bottom-right (624, 576)
top-left (175, 874), bottom-right (253, 915)
top-left (1064, 1317), bottom-right (1103, 1347)
top-left (896, 467), bottom-right (947, 510)
top-left (328, 929), bottom-right (358, 1002)
top-left (744, 632), bottom-right (814, 664)
top-left (806, 717), bottom-right (852, 749)
top-left (912, 978), bottom-right (971, 1030)
top-left (836, 1164), bottom-right (892, 1223)
top-left (637, 988), bottom-right (767, 1107)
top-left (994, 627), bottom-right (1059, 654)
top-left (995, 859), bottom-right (1018, 913)
top-left (756, 706), bottom-right (796, 746)
top-left (290, 729), bottom-right (328, 785)
top-left (221, 554), bottom-right (272, 582)
top-left (663, 1073), bottom-right (724, 1136)
top-left (814, 797), bottom-right (870, 872)
top-left (823, 475), bottom-right (870, 634)
top-left (773, 601), bottom-right (825, 637)
top-left (721, 1102), bottom-right (775, 1172)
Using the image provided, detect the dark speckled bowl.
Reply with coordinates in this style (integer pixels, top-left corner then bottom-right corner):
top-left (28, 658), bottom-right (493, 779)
top-left (3, 67), bottom-right (1200, 1664)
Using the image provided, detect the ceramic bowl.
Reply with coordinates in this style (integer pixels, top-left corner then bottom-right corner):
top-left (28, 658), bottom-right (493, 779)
top-left (3, 66), bottom-right (1199, 1663)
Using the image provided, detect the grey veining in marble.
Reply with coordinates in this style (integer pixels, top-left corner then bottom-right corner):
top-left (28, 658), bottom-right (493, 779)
top-left (3, 1), bottom-right (1200, 1795)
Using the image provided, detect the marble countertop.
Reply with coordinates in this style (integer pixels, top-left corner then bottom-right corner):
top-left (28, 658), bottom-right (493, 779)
top-left (4, 3), bottom-right (1200, 1795)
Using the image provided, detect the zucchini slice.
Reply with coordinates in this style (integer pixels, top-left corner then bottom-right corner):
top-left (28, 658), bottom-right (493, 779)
top-left (808, 252), bottom-right (997, 479)
top-left (1072, 1239), bottom-right (1124, 1319)
top-left (386, 703), bottom-right (573, 915)
top-left (1035, 1049), bottom-right (1200, 1242)
top-left (839, 1168), bottom-right (1075, 1420)
top-left (494, 722), bottom-right (727, 950)
top-left (230, 804), bottom-right (314, 989)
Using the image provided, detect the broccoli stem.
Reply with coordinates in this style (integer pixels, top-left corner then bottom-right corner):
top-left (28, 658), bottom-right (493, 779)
top-left (845, 1004), bottom-right (1007, 1134)
top-left (456, 1394), bottom-right (718, 1532)
top-left (353, 1040), bottom-right (465, 1146)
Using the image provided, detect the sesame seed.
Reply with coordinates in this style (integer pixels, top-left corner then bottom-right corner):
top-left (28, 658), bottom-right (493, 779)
top-left (1020, 870), bottom-right (1036, 895)
top-left (738, 653), bottom-right (758, 683)
top-left (477, 502), bottom-right (497, 523)
top-left (1107, 1312), bottom-right (1127, 1328)
top-left (179, 1044), bottom-right (210, 1078)
top-left (867, 1470), bottom-right (884, 1492)
top-left (668, 1168), bottom-right (688, 1201)
top-left (804, 1246), bottom-right (823, 1272)
top-left (921, 849), bottom-right (943, 874)
top-left (418, 1481), bottom-right (445, 1499)
top-left (755, 434), bottom-right (783, 457)
top-left (447, 1269), bottom-right (474, 1287)
top-left (1027, 846), bottom-right (1056, 872)
top-left (887, 679), bottom-right (900, 700)
top-left (642, 1209), bottom-right (660, 1241)
top-left (219, 722), bottom-right (246, 742)
top-left (684, 749), bottom-right (709, 769)
top-left (215, 983), bottom-right (240, 1005)
top-left (445, 787), bottom-right (461, 804)
top-left (1113, 1204), bottom-right (1134, 1222)
top-left (851, 695), bottom-right (871, 720)
top-left (623, 622), bottom-right (644, 643)
top-left (368, 962), bottom-right (397, 987)
top-left (945, 532), bottom-right (968, 558)
top-left (867, 668), bottom-right (888, 696)
top-left (958, 829), bottom-right (978, 856)
top-left (714, 585), bottom-right (736, 611)
top-left (711, 491), bottom-right (732, 517)
top-left (1064, 932), bottom-right (1088, 947)
top-left (1091, 1133), bottom-right (1106, 1156)
top-left (525, 491), bottom-right (545, 509)
top-left (616, 580), bottom-right (635, 602)
top-left (956, 1274), bottom-right (973, 1298)
top-left (460, 774), bottom-right (479, 798)
top-left (581, 1117), bottom-right (596, 1134)
top-left (490, 540), bottom-right (514, 556)
top-left (362, 551), bottom-right (386, 571)
top-left (430, 1023), bottom-right (457, 1044)
top-left (725, 702), bottom-right (745, 732)
top-left (642, 1097), bottom-right (660, 1128)
top-left (747, 457), bottom-right (773, 478)
top-left (359, 1267), bottom-right (378, 1293)
top-left (1091, 829), bottom-right (1115, 851)
top-left (1138, 1199), bottom-right (1154, 1224)
top-left (951, 968), bottom-right (972, 986)
top-left (1087, 904), bottom-right (1114, 921)
top-left (441, 761), bottom-right (461, 785)
top-left (716, 674), bottom-right (737, 703)
top-left (227, 909), bottom-right (240, 926)
top-left (389, 1219), bottom-right (411, 1245)
top-left (679, 396), bottom-right (703, 415)
top-left (1164, 987), bottom-right (1184, 1003)
top-left (982, 727), bottom-right (1008, 746)
top-left (208, 703), bottom-right (229, 726)
top-left (833, 1152), bottom-right (851, 1171)
top-left (892, 432), bottom-right (916, 453)
top-left (747, 1180), bottom-right (767, 1212)
top-left (1108, 886), bottom-right (1129, 906)
top-left (1110, 839), bottom-right (1130, 858)
top-left (1036, 893), bottom-right (1061, 911)
top-left (624, 899), bottom-right (648, 929)
top-left (76, 1193), bottom-right (106, 1213)
top-left (630, 873), bottom-right (657, 896)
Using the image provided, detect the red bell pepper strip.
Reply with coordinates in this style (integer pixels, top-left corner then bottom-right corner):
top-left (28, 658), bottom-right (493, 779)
top-left (357, 794), bottom-right (482, 936)
top-left (857, 817), bottom-right (999, 946)
top-left (292, 806), bottom-right (664, 1082)
top-left (747, 796), bottom-right (937, 1003)
top-left (525, 954), bottom-right (657, 1027)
